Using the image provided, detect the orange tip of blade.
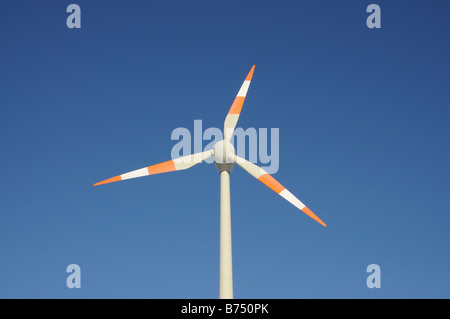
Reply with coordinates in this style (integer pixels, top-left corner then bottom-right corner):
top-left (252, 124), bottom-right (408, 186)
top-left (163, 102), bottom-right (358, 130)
top-left (93, 175), bottom-right (122, 186)
top-left (245, 65), bottom-right (255, 81)
top-left (302, 206), bottom-right (327, 227)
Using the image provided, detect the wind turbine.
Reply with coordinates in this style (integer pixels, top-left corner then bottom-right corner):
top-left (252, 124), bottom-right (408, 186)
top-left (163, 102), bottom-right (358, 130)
top-left (94, 65), bottom-right (327, 299)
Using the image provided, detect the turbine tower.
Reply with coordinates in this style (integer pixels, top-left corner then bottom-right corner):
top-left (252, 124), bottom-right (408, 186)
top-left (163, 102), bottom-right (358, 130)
top-left (94, 65), bottom-right (326, 299)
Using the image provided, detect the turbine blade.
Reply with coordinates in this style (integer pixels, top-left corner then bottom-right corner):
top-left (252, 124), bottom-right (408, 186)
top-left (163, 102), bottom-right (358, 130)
top-left (94, 150), bottom-right (213, 186)
top-left (234, 155), bottom-right (326, 227)
top-left (224, 65), bottom-right (255, 141)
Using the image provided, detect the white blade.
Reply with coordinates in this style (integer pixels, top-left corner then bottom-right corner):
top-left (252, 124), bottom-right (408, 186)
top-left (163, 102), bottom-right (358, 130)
top-left (234, 155), bottom-right (326, 227)
top-left (224, 65), bottom-right (255, 141)
top-left (94, 150), bottom-right (213, 186)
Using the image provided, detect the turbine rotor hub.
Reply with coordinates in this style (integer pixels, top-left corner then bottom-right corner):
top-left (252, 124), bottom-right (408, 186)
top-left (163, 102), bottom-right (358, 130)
top-left (213, 140), bottom-right (235, 172)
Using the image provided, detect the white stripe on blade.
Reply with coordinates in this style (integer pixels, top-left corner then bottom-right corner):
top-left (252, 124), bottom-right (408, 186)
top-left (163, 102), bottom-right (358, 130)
top-left (173, 150), bottom-right (212, 170)
top-left (279, 189), bottom-right (306, 210)
top-left (234, 155), bottom-right (266, 179)
top-left (237, 80), bottom-right (250, 97)
top-left (224, 114), bottom-right (239, 140)
top-left (121, 167), bottom-right (149, 180)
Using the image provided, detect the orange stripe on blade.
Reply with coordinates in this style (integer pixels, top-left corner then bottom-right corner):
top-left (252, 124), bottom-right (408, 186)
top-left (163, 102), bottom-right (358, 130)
top-left (258, 173), bottom-right (285, 194)
top-left (147, 160), bottom-right (176, 175)
top-left (302, 206), bottom-right (327, 227)
top-left (93, 175), bottom-right (122, 186)
top-left (246, 65), bottom-right (255, 81)
top-left (228, 96), bottom-right (245, 115)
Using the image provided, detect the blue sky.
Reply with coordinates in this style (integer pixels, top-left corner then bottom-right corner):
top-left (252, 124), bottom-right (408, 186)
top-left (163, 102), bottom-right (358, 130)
top-left (1, 0), bottom-right (449, 298)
